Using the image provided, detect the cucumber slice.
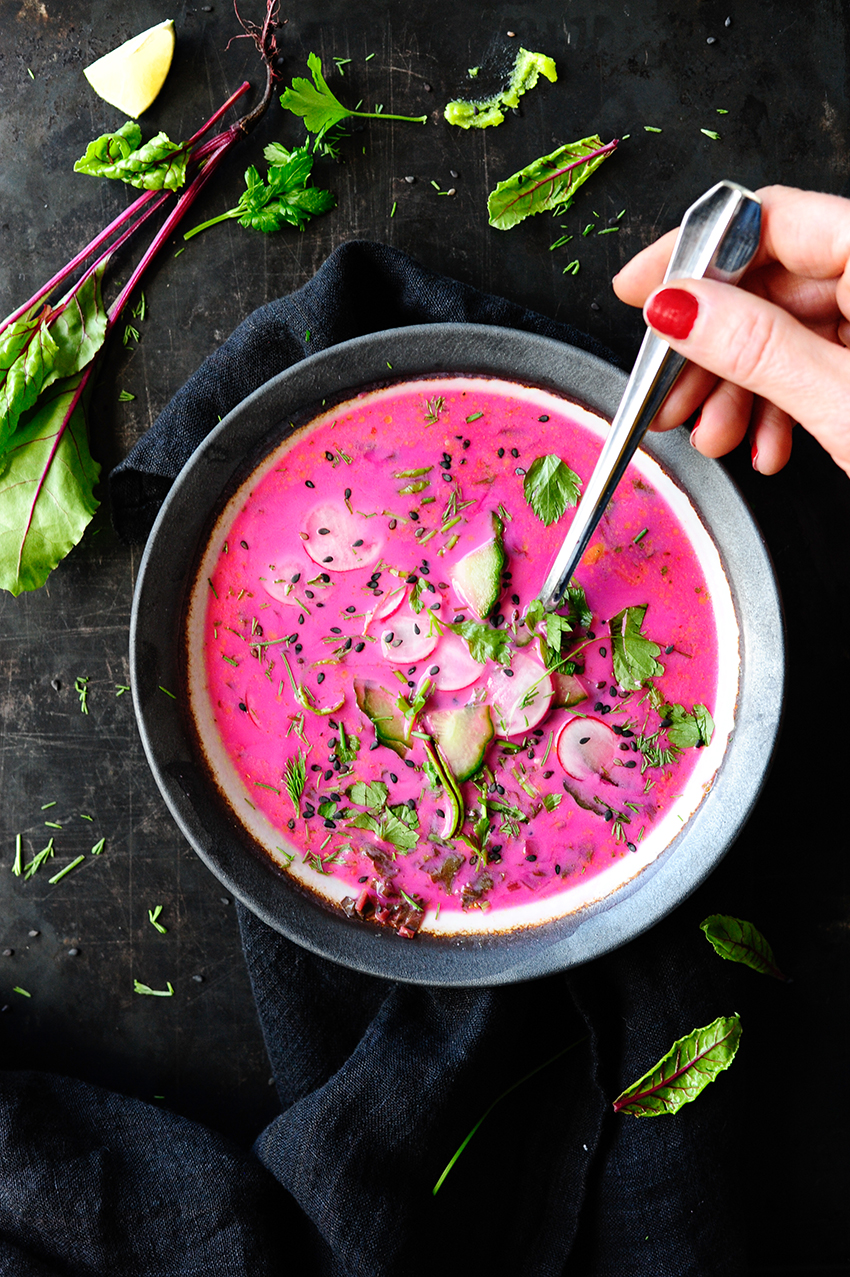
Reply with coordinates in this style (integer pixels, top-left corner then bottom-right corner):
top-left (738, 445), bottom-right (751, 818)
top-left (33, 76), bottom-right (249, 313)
top-left (551, 671), bottom-right (588, 708)
top-left (354, 679), bottom-right (409, 757)
top-left (303, 502), bottom-right (384, 571)
top-left (422, 741), bottom-right (464, 839)
top-left (425, 704), bottom-right (494, 781)
top-left (487, 651), bottom-right (553, 736)
top-left (450, 512), bottom-right (505, 619)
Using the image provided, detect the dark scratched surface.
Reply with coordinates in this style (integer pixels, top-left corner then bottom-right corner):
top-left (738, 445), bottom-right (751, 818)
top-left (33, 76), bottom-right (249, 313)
top-left (1, 1), bottom-right (849, 1271)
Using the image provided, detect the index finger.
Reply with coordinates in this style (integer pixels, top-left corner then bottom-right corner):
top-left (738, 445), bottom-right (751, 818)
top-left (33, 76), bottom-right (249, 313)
top-left (614, 185), bottom-right (850, 307)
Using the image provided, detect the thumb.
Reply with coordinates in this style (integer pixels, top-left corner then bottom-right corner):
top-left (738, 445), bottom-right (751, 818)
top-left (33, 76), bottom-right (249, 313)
top-left (643, 280), bottom-right (850, 475)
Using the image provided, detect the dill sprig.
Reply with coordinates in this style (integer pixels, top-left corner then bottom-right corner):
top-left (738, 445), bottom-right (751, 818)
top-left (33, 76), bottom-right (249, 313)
top-left (283, 750), bottom-right (307, 813)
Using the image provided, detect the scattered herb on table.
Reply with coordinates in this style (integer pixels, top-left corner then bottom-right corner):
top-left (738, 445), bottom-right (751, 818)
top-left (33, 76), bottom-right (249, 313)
top-left (444, 48), bottom-right (557, 130)
top-left (700, 915), bottom-right (788, 981)
top-left (118, 389), bottom-right (135, 401)
top-left (24, 838), bottom-right (55, 879)
top-left (90, 838), bottom-right (105, 855)
top-left (280, 51), bottom-right (427, 147)
top-left (487, 136), bottom-right (618, 230)
top-left (613, 1013), bottom-right (742, 1115)
top-left (48, 854), bottom-right (85, 884)
top-left (13, 987), bottom-right (31, 998)
top-left (75, 675), bottom-right (89, 714)
top-left (148, 905), bottom-right (168, 934)
top-left (183, 144), bottom-right (335, 240)
top-left (12, 834), bottom-right (23, 876)
top-left (134, 979), bottom-right (175, 997)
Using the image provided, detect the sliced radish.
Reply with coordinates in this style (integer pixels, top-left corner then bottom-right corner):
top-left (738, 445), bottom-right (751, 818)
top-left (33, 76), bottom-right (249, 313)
top-left (363, 585), bottom-right (408, 634)
top-left (302, 502), bottom-right (384, 571)
top-left (556, 717), bottom-right (619, 781)
top-left (422, 631), bottom-right (484, 692)
top-left (380, 613), bottom-right (439, 664)
top-left (262, 557), bottom-right (312, 606)
top-left (487, 651), bottom-right (553, 736)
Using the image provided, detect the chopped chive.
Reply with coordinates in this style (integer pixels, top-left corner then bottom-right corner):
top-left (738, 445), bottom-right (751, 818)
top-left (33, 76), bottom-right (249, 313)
top-left (700, 128), bottom-right (721, 140)
top-left (716, 108), bottom-right (729, 114)
top-left (597, 226), bottom-right (619, 234)
top-left (616, 208), bottom-right (626, 219)
top-left (90, 838), bottom-right (105, 855)
top-left (48, 854), bottom-right (85, 884)
top-left (133, 980), bottom-right (174, 997)
top-left (12, 833), bottom-right (22, 877)
top-left (75, 675), bottom-right (89, 714)
top-left (41, 801), bottom-right (57, 810)
top-left (148, 905), bottom-right (168, 934)
top-left (174, 247), bottom-right (185, 257)
top-left (465, 411), bottom-right (483, 422)
top-left (430, 179), bottom-right (441, 190)
top-left (562, 260), bottom-right (580, 276)
top-left (582, 223), bottom-right (595, 236)
top-left (390, 200), bottom-right (397, 217)
top-left (549, 234), bottom-right (573, 249)
top-left (27, 67), bottom-right (34, 79)
top-left (80, 812), bottom-right (93, 820)
top-left (644, 125), bottom-right (662, 132)
top-left (44, 821), bottom-right (62, 829)
top-left (365, 52), bottom-right (375, 60)
top-left (118, 389), bottom-right (135, 401)
top-left (13, 987), bottom-right (31, 997)
top-left (305, 329), bottom-right (311, 342)
top-left (633, 527), bottom-right (649, 543)
top-left (159, 685), bottom-right (177, 698)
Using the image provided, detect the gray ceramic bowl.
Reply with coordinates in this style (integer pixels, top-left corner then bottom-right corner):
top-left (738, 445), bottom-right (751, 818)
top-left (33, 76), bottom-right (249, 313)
top-left (130, 324), bottom-right (784, 986)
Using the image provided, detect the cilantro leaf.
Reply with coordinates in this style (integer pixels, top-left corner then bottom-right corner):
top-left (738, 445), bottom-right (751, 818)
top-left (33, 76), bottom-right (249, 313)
top-left (487, 136), bottom-right (618, 230)
top-left (74, 122), bottom-right (188, 191)
top-left (348, 779), bottom-right (388, 811)
top-left (377, 811), bottom-right (419, 852)
top-left (336, 723), bottom-right (360, 767)
top-left (609, 605), bottom-right (664, 691)
top-left (450, 620), bottom-right (513, 666)
top-left (659, 701), bottom-right (715, 748)
top-left (523, 455), bottom-right (582, 525)
top-left (183, 148), bottom-right (335, 241)
top-left (281, 52), bottom-right (427, 143)
top-left (389, 802), bottom-right (419, 830)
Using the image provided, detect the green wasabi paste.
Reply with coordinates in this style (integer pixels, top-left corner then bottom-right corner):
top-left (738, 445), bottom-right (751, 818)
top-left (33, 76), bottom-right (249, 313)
top-left (444, 48), bottom-right (557, 129)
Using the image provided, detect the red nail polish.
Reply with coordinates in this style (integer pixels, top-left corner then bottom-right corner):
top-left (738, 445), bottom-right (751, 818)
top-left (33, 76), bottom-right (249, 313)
top-left (646, 288), bottom-right (699, 339)
top-left (751, 440), bottom-right (759, 470)
top-left (690, 412), bottom-right (702, 447)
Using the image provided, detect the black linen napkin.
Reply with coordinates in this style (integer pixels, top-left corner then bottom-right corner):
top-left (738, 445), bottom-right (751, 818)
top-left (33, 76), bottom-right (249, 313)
top-left (1, 243), bottom-right (745, 1277)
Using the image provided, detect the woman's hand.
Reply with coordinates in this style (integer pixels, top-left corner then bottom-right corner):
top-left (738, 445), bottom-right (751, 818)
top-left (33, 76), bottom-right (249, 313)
top-left (612, 185), bottom-right (850, 476)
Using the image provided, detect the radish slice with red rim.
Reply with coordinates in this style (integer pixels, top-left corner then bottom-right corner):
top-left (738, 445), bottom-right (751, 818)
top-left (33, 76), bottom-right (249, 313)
top-left (303, 503), bottom-right (384, 571)
top-left (380, 613), bottom-right (439, 664)
top-left (363, 585), bottom-right (408, 633)
top-left (262, 558), bottom-right (312, 606)
top-left (487, 651), bottom-right (553, 735)
top-left (556, 717), bottom-right (619, 781)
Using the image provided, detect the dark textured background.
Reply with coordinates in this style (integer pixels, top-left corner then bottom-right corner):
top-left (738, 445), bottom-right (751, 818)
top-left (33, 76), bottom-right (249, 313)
top-left (1, 2), bottom-right (848, 1272)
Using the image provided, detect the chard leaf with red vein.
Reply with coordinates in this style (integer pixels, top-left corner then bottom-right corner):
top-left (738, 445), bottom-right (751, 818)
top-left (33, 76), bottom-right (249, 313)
top-left (700, 915), bottom-right (788, 981)
top-left (0, 371), bottom-right (99, 596)
top-left (613, 1013), bottom-right (742, 1116)
top-left (73, 121), bottom-right (189, 192)
top-left (487, 135), bottom-right (618, 230)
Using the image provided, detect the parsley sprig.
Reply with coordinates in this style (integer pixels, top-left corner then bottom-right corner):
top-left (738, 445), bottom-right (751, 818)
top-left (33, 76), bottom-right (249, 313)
top-left (281, 52), bottom-right (427, 146)
top-left (183, 145), bottom-right (335, 241)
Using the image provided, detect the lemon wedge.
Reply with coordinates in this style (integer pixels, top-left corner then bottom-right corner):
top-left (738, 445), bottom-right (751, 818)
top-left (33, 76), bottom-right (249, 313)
top-left (83, 19), bottom-right (176, 118)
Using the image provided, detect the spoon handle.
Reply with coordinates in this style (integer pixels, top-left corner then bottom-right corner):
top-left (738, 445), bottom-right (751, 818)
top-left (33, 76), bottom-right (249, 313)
top-left (538, 179), bottom-right (762, 611)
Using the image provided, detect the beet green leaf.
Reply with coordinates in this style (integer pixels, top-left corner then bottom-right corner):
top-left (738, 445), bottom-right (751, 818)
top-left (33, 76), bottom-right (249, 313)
top-left (487, 136), bottom-right (618, 230)
top-left (74, 121), bottom-right (189, 191)
top-left (610, 604), bottom-right (664, 691)
top-left (700, 915), bottom-right (788, 981)
top-left (613, 1014), bottom-right (742, 1116)
top-left (0, 371), bottom-right (99, 597)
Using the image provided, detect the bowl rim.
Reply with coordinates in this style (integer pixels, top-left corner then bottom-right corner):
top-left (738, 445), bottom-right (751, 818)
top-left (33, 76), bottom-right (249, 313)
top-left (130, 322), bottom-right (785, 986)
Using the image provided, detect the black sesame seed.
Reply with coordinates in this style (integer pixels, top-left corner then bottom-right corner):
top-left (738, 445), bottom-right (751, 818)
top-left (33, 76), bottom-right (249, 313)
top-left (295, 644), bottom-right (302, 653)
top-left (442, 472), bottom-right (452, 482)
top-left (627, 842), bottom-right (637, 852)
top-left (413, 624), bottom-right (421, 635)
top-left (320, 573), bottom-right (330, 583)
top-left (305, 589), bottom-right (315, 599)
top-left (343, 638), bottom-right (352, 651)
top-left (497, 447), bottom-right (505, 457)
top-left (510, 447), bottom-right (519, 458)
top-left (325, 450), bottom-right (334, 461)
top-left (594, 702), bottom-right (603, 712)
top-left (599, 646), bottom-right (607, 657)
top-left (601, 705), bottom-right (611, 714)
top-left (406, 574), bottom-right (418, 584)
top-left (580, 736), bottom-right (590, 745)
top-left (383, 631), bottom-right (394, 643)
top-left (511, 593), bottom-right (520, 604)
top-left (604, 810), bottom-right (613, 822)
top-left (324, 819), bottom-right (336, 829)
top-left (370, 741), bottom-right (379, 750)
top-left (318, 527), bottom-right (330, 535)
top-left (290, 572), bottom-right (301, 584)
top-left (407, 666), bottom-right (417, 675)
top-left (298, 613), bottom-right (305, 625)
top-left (495, 784), bottom-right (505, 795)
top-left (317, 672), bottom-right (325, 684)
top-left (404, 759), bottom-right (415, 768)
top-left (409, 511), bottom-right (419, 521)
top-left (388, 518), bottom-right (397, 530)
top-left (665, 644), bottom-right (674, 655)
top-left (352, 539), bottom-right (364, 547)
top-left (420, 564), bottom-right (430, 575)
top-left (330, 626), bottom-right (342, 634)
top-left (390, 773), bottom-right (399, 783)
top-left (555, 863), bottom-right (561, 875)
top-left (463, 439), bottom-right (470, 449)
top-left (436, 809), bottom-right (445, 818)
top-left (620, 742), bottom-right (629, 751)
top-left (504, 667), bottom-right (514, 677)
top-left (393, 638), bottom-right (403, 647)
top-left (624, 760), bottom-right (637, 768)
top-left (324, 769), bottom-right (333, 781)
top-left (310, 764), bottom-right (322, 772)
top-left (240, 539), bottom-right (249, 549)
top-left (543, 770), bottom-right (554, 779)
top-left (345, 488), bottom-right (352, 500)
top-left (429, 665), bottom-right (439, 675)
top-left (526, 853), bottom-right (537, 862)
top-left (239, 702), bottom-right (247, 712)
top-left (453, 614), bottom-right (465, 623)
top-left (355, 642), bottom-right (365, 652)
top-left (322, 556), bottom-right (333, 563)
top-left (345, 605), bottom-right (356, 613)
top-left (305, 480), bottom-right (315, 488)
top-left (538, 415), bottom-right (549, 422)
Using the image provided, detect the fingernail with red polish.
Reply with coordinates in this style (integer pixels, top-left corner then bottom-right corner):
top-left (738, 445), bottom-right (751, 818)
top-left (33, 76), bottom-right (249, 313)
top-left (751, 440), bottom-right (759, 471)
top-left (646, 288), bottom-right (699, 340)
top-left (690, 413), bottom-right (701, 447)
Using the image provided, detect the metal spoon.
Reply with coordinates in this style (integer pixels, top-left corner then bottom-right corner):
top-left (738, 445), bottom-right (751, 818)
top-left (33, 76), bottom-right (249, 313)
top-left (538, 179), bottom-right (762, 611)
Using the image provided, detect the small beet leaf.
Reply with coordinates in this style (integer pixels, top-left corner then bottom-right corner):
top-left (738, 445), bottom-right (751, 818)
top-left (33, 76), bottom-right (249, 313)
top-left (523, 454), bottom-right (582, 525)
top-left (488, 135), bottom-right (618, 230)
top-left (610, 604), bottom-right (664, 691)
top-left (700, 915), bottom-right (788, 981)
top-left (74, 121), bottom-right (188, 191)
top-left (613, 1014), bottom-right (742, 1116)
